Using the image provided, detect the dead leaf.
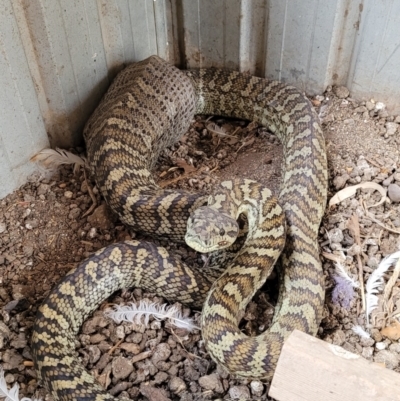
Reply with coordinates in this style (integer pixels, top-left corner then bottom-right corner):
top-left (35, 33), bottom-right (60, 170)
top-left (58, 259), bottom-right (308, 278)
top-left (381, 320), bottom-right (400, 340)
top-left (347, 214), bottom-right (361, 246)
top-left (329, 182), bottom-right (387, 208)
top-left (175, 158), bottom-right (196, 174)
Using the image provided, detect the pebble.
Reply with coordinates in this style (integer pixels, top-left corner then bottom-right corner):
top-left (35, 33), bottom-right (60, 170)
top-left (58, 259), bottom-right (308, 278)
top-left (151, 343), bottom-right (171, 366)
top-left (328, 228), bottom-right (344, 244)
top-left (25, 219), bottom-right (39, 229)
top-left (68, 208), bottom-right (81, 220)
top-left (375, 342), bottom-right (387, 350)
top-left (250, 381), bottom-right (264, 397)
top-left (382, 175), bottom-right (394, 186)
top-left (229, 385), bottom-right (251, 400)
top-left (36, 183), bottom-right (49, 195)
top-left (365, 101), bottom-right (375, 111)
top-left (169, 377), bottom-right (186, 394)
top-left (334, 86), bottom-right (350, 99)
top-left (333, 173), bottom-right (350, 190)
top-left (111, 356), bottom-right (134, 380)
top-left (64, 191), bottom-right (73, 199)
top-left (374, 350), bottom-right (400, 369)
top-left (198, 373), bottom-right (224, 393)
top-left (388, 184), bottom-right (400, 202)
top-left (87, 204), bottom-right (114, 230)
top-left (0, 222), bottom-right (6, 233)
top-left (385, 122), bottom-right (398, 136)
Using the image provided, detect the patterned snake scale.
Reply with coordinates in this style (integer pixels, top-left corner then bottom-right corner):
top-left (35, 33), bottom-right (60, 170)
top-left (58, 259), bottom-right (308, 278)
top-left (31, 55), bottom-right (327, 401)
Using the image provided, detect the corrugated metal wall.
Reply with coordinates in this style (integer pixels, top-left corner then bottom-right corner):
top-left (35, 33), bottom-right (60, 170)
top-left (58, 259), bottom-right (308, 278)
top-left (1, 0), bottom-right (400, 198)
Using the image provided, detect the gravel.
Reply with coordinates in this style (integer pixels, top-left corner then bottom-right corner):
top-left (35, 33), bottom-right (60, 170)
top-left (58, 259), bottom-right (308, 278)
top-left (0, 87), bottom-right (400, 400)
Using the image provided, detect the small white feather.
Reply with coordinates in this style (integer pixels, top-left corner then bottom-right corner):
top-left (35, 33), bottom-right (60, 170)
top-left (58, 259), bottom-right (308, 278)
top-left (335, 262), bottom-right (360, 288)
top-left (352, 325), bottom-right (371, 339)
top-left (365, 251), bottom-right (400, 324)
top-left (30, 148), bottom-right (85, 170)
top-left (0, 367), bottom-right (39, 401)
top-left (105, 300), bottom-right (199, 331)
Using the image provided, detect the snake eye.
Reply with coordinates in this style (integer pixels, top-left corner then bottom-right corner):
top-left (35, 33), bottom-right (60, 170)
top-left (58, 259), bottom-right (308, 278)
top-left (219, 228), bottom-right (225, 236)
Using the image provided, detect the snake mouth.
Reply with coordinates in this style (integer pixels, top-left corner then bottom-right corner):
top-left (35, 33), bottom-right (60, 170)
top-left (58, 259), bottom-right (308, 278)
top-left (185, 234), bottom-right (219, 253)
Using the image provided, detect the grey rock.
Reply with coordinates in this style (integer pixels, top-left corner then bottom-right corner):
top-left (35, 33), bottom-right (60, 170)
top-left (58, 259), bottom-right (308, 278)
top-left (229, 386), bottom-right (251, 400)
top-left (198, 373), bottom-right (224, 393)
top-left (82, 316), bottom-right (108, 334)
top-left (354, 106), bottom-right (367, 113)
top-left (151, 343), bottom-right (171, 366)
top-left (68, 208), bottom-right (81, 220)
top-left (385, 122), bottom-right (399, 136)
top-left (169, 377), bottom-right (187, 394)
top-left (374, 350), bottom-right (400, 369)
top-left (328, 228), bottom-right (344, 244)
top-left (87, 345), bottom-right (101, 364)
top-left (250, 381), bottom-right (264, 397)
top-left (333, 174), bottom-right (350, 190)
top-left (112, 356), bottom-right (134, 380)
top-left (2, 349), bottom-right (23, 369)
top-left (153, 371), bottom-right (169, 384)
top-left (334, 86), bottom-right (350, 99)
top-left (37, 183), bottom-right (49, 195)
top-left (388, 184), bottom-right (400, 202)
top-left (365, 101), bottom-right (375, 111)
top-left (0, 222), bottom-right (6, 234)
top-left (382, 175), bottom-right (394, 186)
top-left (362, 347), bottom-right (374, 359)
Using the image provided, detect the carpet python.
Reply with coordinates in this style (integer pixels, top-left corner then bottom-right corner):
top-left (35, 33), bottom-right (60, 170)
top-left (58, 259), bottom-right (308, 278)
top-left (31, 55), bottom-right (327, 401)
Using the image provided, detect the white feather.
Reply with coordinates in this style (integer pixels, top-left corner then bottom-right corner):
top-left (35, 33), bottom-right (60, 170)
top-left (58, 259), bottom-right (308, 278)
top-left (352, 325), bottom-right (371, 339)
top-left (105, 300), bottom-right (199, 331)
top-left (365, 251), bottom-right (400, 324)
top-left (0, 367), bottom-right (39, 401)
top-left (30, 148), bottom-right (85, 169)
top-left (335, 262), bottom-right (360, 288)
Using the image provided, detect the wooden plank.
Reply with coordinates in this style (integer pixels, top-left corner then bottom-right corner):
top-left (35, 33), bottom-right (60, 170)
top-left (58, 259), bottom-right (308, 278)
top-left (269, 330), bottom-right (400, 401)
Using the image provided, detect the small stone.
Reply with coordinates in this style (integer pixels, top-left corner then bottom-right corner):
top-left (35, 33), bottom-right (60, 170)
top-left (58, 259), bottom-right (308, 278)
top-left (395, 116), bottom-right (400, 123)
top-left (198, 373), bottom-right (224, 393)
top-left (112, 356), bottom-right (134, 380)
top-left (2, 349), bottom-right (23, 369)
top-left (382, 175), bottom-right (394, 186)
top-left (362, 347), bottom-right (374, 358)
top-left (385, 122), bottom-right (398, 136)
top-left (332, 329), bottom-right (346, 345)
top-left (333, 174), bottom-right (350, 190)
top-left (89, 333), bottom-right (106, 344)
top-left (109, 382), bottom-right (131, 396)
top-left (250, 381), bottom-right (264, 397)
top-left (68, 208), bottom-right (81, 219)
top-left (64, 191), bottom-right (73, 199)
top-left (365, 101), bottom-right (375, 111)
top-left (139, 383), bottom-right (171, 401)
top-left (229, 386), bottom-right (251, 400)
top-left (388, 184), bottom-right (400, 202)
top-left (375, 101), bottom-right (385, 110)
top-left (354, 106), bottom-right (367, 113)
top-left (82, 316), bottom-right (109, 334)
top-left (169, 377), bottom-right (186, 394)
top-left (0, 222), bottom-right (6, 234)
top-left (153, 371), bottom-right (168, 384)
top-left (394, 172), bottom-right (400, 181)
top-left (37, 183), bottom-right (49, 195)
top-left (376, 342), bottom-right (387, 350)
top-left (334, 86), bottom-right (350, 99)
top-left (25, 219), bottom-right (39, 229)
top-left (151, 343), bottom-right (171, 366)
top-left (119, 342), bottom-right (141, 355)
top-left (87, 204), bottom-right (114, 230)
top-left (328, 228), bottom-right (344, 244)
top-left (344, 118), bottom-right (355, 125)
top-left (374, 350), bottom-right (400, 369)
top-left (87, 345), bottom-right (101, 364)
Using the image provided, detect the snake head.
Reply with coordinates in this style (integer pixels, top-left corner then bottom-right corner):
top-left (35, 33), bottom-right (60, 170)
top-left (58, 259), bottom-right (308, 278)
top-left (185, 206), bottom-right (239, 253)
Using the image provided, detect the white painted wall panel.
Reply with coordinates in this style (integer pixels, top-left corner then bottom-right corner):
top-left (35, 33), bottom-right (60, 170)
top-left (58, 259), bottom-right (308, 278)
top-left (0, 0), bottom-right (400, 198)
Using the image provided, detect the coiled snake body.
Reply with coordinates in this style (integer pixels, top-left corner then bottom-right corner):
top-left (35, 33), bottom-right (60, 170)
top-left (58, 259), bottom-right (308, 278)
top-left (31, 56), bottom-right (327, 401)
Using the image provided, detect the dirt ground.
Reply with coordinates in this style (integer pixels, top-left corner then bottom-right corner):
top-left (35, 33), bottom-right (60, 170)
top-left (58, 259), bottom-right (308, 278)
top-left (0, 85), bottom-right (400, 401)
